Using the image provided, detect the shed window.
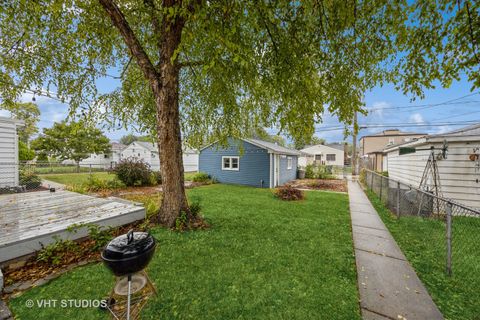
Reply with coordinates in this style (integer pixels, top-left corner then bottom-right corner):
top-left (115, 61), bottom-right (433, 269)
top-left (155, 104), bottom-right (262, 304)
top-left (315, 154), bottom-right (322, 161)
top-left (287, 157), bottom-right (293, 169)
top-left (222, 156), bottom-right (239, 171)
top-left (326, 154), bottom-right (336, 161)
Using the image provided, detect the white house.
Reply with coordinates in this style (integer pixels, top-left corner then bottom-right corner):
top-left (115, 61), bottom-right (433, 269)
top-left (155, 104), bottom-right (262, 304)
top-left (298, 144), bottom-right (345, 167)
top-left (384, 124), bottom-right (480, 209)
top-left (121, 141), bottom-right (199, 172)
top-left (0, 116), bottom-right (24, 188)
top-left (79, 142), bottom-right (126, 169)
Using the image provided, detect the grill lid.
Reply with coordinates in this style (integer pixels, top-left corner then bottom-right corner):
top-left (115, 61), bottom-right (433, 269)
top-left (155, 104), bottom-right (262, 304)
top-left (103, 230), bottom-right (155, 260)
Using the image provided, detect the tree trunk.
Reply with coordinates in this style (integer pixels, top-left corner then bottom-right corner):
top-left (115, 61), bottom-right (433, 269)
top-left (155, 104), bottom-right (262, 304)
top-left (98, 0), bottom-right (190, 227)
top-left (155, 1), bottom-right (189, 227)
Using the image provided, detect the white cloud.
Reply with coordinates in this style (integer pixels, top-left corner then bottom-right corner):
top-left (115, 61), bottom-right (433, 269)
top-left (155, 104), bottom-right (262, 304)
top-left (436, 125), bottom-right (453, 134)
top-left (369, 101), bottom-right (391, 117)
top-left (409, 113), bottom-right (424, 124)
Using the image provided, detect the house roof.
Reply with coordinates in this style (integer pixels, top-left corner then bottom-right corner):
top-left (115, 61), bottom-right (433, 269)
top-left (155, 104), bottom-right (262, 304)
top-left (326, 143), bottom-right (345, 151)
top-left (384, 123), bottom-right (480, 153)
top-left (0, 116), bottom-right (25, 127)
top-left (300, 143), bottom-right (344, 155)
top-left (133, 141), bottom-right (198, 154)
top-left (359, 129), bottom-right (426, 140)
top-left (244, 138), bottom-right (301, 155)
top-left (111, 142), bottom-right (127, 151)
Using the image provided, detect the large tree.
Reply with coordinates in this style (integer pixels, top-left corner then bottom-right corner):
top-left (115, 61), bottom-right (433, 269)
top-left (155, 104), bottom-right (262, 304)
top-left (1, 1), bottom-right (478, 226)
top-left (31, 121), bottom-right (111, 164)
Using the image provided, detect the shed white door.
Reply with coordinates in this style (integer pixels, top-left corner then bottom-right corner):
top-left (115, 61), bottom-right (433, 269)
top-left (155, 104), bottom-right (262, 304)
top-left (274, 154), bottom-right (280, 187)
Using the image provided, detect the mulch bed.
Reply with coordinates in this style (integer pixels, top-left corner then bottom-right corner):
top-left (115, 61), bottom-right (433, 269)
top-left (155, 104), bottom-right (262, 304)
top-left (1, 222), bottom-right (144, 297)
top-left (288, 179), bottom-right (348, 193)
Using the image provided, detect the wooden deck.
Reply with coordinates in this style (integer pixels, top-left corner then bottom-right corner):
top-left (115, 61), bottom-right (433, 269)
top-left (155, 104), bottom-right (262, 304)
top-left (0, 190), bottom-right (145, 264)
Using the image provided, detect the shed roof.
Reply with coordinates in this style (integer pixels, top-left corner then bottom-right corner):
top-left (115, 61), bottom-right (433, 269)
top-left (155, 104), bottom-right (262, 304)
top-left (244, 138), bottom-right (301, 155)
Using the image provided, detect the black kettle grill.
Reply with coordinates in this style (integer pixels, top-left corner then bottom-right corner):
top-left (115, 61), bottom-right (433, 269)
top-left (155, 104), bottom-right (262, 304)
top-left (101, 230), bottom-right (156, 320)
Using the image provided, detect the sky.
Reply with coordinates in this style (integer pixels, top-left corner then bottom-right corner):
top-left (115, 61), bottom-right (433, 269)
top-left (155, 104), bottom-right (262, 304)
top-left (1, 73), bottom-right (478, 145)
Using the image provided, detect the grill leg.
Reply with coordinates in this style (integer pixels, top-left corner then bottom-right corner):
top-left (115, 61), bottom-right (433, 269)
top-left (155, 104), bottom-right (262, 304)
top-left (127, 274), bottom-right (132, 320)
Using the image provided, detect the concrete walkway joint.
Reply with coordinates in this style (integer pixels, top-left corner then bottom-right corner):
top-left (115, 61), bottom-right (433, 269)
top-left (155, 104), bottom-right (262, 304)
top-left (348, 180), bottom-right (443, 320)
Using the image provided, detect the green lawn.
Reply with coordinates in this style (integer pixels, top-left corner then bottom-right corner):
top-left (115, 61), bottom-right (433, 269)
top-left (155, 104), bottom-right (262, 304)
top-left (41, 172), bottom-right (198, 186)
top-left (9, 185), bottom-right (360, 320)
top-left (366, 189), bottom-right (480, 320)
top-left (40, 172), bottom-right (116, 185)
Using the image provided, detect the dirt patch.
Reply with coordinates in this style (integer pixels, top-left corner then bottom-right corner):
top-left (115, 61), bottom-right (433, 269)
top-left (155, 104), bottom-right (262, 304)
top-left (91, 181), bottom-right (204, 198)
top-left (288, 179), bottom-right (347, 193)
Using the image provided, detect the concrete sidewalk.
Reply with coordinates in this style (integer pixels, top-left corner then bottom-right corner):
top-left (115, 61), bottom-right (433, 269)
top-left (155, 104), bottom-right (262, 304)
top-left (348, 180), bottom-right (443, 320)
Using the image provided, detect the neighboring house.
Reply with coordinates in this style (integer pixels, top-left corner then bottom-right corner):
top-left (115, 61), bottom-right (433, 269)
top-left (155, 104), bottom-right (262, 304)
top-left (298, 144), bottom-right (344, 167)
top-left (327, 142), bottom-right (350, 165)
top-left (360, 129), bottom-right (426, 172)
top-left (0, 116), bottom-right (24, 188)
top-left (199, 138), bottom-right (300, 188)
top-left (121, 141), bottom-right (199, 172)
top-left (79, 142), bottom-right (126, 169)
top-left (384, 124), bottom-right (480, 209)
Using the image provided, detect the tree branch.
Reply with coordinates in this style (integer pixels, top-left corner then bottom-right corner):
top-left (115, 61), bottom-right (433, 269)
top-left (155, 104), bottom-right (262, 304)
top-left (144, 0), bottom-right (163, 56)
top-left (98, 0), bottom-right (160, 88)
top-left (177, 60), bottom-right (205, 68)
top-left (465, 2), bottom-right (480, 64)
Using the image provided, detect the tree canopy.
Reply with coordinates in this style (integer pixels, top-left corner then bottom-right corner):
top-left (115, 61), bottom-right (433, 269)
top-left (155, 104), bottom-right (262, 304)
top-left (119, 133), bottom-right (153, 145)
top-left (2, 1), bottom-right (478, 143)
top-left (31, 121), bottom-right (110, 163)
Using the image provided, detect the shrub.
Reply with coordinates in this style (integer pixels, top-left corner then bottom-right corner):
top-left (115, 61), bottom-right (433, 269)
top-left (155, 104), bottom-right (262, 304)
top-left (37, 236), bottom-right (80, 265)
top-left (114, 157), bottom-right (152, 186)
top-left (359, 168), bottom-right (367, 186)
top-left (19, 170), bottom-right (42, 189)
top-left (274, 185), bottom-right (305, 201)
top-left (305, 164), bottom-right (315, 179)
top-left (150, 171), bottom-right (162, 185)
top-left (316, 165), bottom-right (335, 180)
top-left (192, 172), bottom-right (210, 183)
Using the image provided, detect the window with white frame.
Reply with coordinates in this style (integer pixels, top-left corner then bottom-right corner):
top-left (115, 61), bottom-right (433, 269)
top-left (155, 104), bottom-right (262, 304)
top-left (222, 156), bottom-right (239, 170)
top-left (287, 157), bottom-right (293, 169)
top-left (326, 154), bottom-right (336, 161)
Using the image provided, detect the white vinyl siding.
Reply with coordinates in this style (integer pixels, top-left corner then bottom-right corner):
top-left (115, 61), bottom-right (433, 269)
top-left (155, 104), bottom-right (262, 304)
top-left (0, 118), bottom-right (22, 187)
top-left (387, 141), bottom-right (480, 209)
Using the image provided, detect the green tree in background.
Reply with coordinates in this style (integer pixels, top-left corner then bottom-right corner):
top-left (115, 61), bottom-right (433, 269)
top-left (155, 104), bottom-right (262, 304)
top-left (120, 134), bottom-right (154, 145)
top-left (31, 121), bottom-right (110, 165)
top-left (0, 102), bottom-right (40, 142)
top-left (1, 1), bottom-right (478, 226)
top-left (18, 141), bottom-right (35, 161)
top-left (249, 127), bottom-right (286, 147)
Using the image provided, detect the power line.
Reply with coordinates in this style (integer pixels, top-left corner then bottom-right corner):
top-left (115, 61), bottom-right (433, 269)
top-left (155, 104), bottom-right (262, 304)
top-left (367, 92), bottom-right (480, 112)
top-left (315, 120), bottom-right (480, 132)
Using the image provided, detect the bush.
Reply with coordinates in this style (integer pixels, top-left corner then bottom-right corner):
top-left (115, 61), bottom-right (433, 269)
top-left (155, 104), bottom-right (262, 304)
top-left (359, 168), bottom-right (367, 186)
top-left (274, 185), bottom-right (305, 201)
top-left (192, 172), bottom-right (211, 183)
top-left (150, 171), bottom-right (162, 185)
top-left (114, 157), bottom-right (152, 186)
top-left (305, 164), bottom-right (315, 179)
top-left (19, 170), bottom-right (42, 189)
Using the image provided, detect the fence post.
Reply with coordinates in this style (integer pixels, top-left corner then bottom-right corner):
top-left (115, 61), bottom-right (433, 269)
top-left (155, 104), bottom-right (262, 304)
top-left (379, 174), bottom-right (383, 201)
top-left (396, 181), bottom-right (401, 218)
top-left (370, 171), bottom-right (374, 190)
top-left (89, 164), bottom-right (92, 175)
top-left (446, 202), bottom-right (453, 276)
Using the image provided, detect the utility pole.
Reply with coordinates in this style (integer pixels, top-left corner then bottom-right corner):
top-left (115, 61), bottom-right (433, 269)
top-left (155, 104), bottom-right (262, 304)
top-left (352, 111), bottom-right (358, 176)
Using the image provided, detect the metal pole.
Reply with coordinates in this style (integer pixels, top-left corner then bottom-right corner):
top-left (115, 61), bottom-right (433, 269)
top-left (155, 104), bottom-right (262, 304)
top-left (127, 274), bottom-right (132, 320)
top-left (89, 164), bottom-right (92, 175)
top-left (396, 181), bottom-right (401, 218)
top-left (446, 202), bottom-right (452, 276)
top-left (417, 192), bottom-right (424, 216)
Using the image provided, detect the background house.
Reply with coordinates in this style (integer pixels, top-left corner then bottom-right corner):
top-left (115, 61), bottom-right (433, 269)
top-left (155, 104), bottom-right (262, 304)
top-left (199, 138), bottom-right (300, 188)
top-left (121, 141), bottom-right (199, 172)
top-left (360, 129), bottom-right (426, 171)
top-left (384, 124), bottom-right (480, 209)
top-left (79, 142), bottom-right (126, 169)
top-left (298, 144), bottom-right (345, 167)
top-left (0, 116), bottom-right (24, 188)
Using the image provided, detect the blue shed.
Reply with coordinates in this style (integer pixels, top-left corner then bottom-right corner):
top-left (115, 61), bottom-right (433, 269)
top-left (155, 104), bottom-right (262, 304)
top-left (199, 138), bottom-right (301, 188)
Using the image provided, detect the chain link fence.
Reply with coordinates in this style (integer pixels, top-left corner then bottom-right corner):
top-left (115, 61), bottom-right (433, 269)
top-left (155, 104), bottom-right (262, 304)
top-left (0, 162), bottom-right (112, 193)
top-left (362, 169), bottom-right (480, 278)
